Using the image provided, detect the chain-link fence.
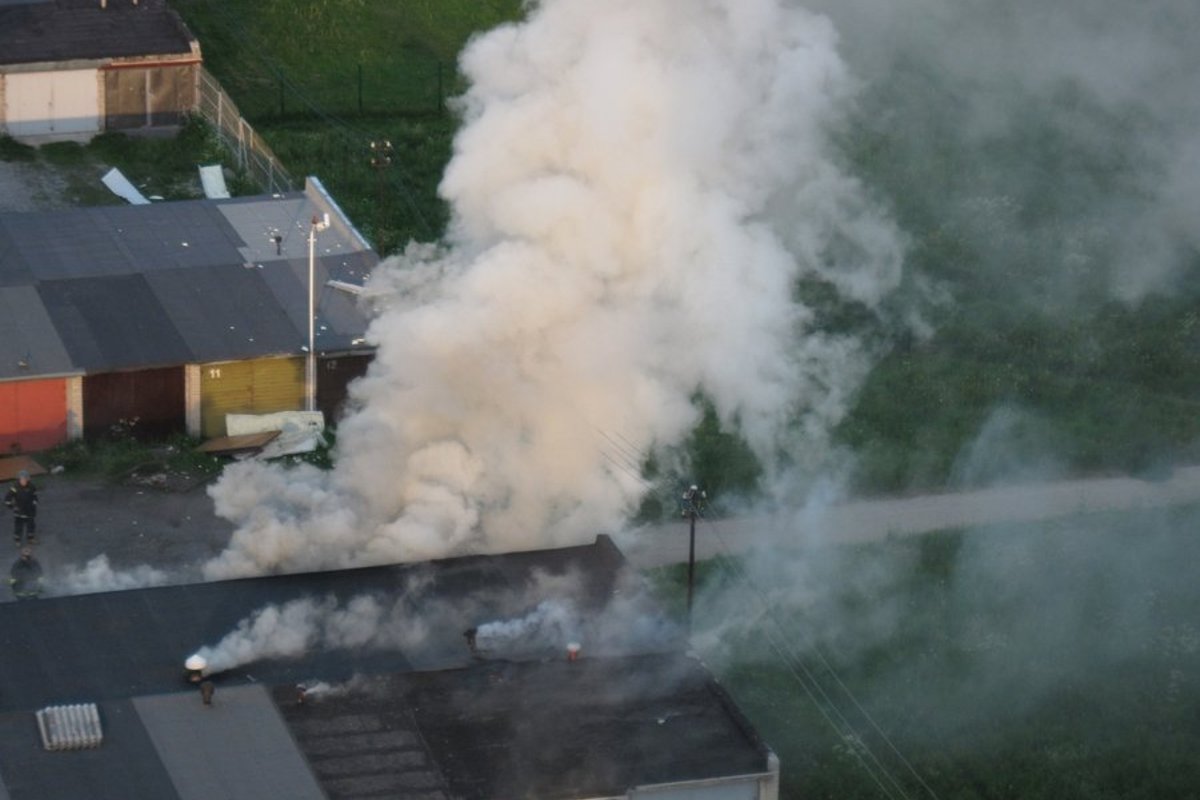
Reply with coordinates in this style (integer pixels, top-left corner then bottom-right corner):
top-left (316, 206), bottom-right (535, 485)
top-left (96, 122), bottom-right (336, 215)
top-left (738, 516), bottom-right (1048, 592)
top-left (195, 68), bottom-right (294, 194)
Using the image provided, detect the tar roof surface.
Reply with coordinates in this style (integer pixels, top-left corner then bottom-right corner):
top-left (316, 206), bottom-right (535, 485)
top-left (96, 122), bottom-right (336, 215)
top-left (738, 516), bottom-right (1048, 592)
top-left (0, 537), bottom-right (632, 714)
top-left (278, 653), bottom-right (771, 800)
top-left (0, 0), bottom-right (194, 67)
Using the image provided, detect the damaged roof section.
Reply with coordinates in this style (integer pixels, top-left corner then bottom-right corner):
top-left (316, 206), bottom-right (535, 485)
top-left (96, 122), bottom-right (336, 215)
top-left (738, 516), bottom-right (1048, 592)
top-left (0, 178), bottom-right (377, 377)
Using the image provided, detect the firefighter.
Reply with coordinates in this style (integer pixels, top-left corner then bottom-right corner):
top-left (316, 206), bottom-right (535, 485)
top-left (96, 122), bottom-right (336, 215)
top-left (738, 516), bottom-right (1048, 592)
top-left (4, 470), bottom-right (38, 547)
top-left (9, 547), bottom-right (42, 600)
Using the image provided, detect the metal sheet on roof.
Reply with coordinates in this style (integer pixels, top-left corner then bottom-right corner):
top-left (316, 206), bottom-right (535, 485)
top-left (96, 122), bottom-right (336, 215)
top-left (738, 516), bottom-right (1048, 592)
top-left (0, 286), bottom-right (77, 379)
top-left (145, 263), bottom-right (303, 362)
top-left (217, 194), bottom-right (367, 265)
top-left (135, 686), bottom-right (326, 800)
top-left (38, 274), bottom-right (192, 371)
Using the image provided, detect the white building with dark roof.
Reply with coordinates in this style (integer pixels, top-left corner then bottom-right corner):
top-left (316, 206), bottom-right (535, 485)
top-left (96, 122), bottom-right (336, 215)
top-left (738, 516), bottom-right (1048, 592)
top-left (0, 0), bottom-right (202, 141)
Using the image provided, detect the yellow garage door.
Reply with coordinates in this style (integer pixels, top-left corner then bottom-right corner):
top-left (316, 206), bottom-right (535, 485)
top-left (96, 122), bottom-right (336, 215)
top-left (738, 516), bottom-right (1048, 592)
top-left (200, 357), bottom-right (304, 437)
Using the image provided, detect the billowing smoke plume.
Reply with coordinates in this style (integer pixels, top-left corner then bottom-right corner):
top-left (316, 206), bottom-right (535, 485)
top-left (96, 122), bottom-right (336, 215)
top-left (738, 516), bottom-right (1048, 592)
top-left (192, 568), bottom-right (679, 674)
top-left (192, 594), bottom-right (432, 675)
top-left (54, 555), bottom-right (170, 595)
top-left (204, 0), bottom-right (903, 578)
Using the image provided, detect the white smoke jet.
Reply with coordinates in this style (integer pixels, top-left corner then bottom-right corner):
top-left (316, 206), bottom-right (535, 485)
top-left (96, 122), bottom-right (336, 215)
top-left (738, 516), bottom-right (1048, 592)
top-left (54, 555), bottom-right (170, 595)
top-left (195, 597), bottom-right (330, 674)
top-left (474, 599), bottom-right (581, 653)
top-left (204, 0), bottom-right (903, 578)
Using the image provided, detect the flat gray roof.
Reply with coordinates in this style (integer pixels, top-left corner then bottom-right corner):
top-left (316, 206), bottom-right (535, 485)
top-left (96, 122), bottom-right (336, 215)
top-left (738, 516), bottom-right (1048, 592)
top-left (0, 181), bottom-right (377, 379)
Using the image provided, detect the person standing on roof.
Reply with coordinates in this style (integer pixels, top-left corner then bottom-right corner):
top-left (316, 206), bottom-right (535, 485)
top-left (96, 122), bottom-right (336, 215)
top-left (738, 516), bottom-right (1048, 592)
top-left (9, 547), bottom-right (42, 600)
top-left (5, 470), bottom-right (38, 546)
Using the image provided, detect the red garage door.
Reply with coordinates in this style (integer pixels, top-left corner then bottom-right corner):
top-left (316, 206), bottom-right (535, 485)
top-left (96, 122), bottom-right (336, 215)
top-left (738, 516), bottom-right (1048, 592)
top-left (0, 379), bottom-right (68, 454)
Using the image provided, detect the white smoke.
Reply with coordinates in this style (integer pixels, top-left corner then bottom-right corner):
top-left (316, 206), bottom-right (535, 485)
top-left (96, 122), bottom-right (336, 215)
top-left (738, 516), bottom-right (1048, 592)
top-left (193, 567), bottom-right (679, 673)
top-left (192, 593), bottom-right (431, 675)
top-left (204, 0), bottom-right (904, 578)
top-left (474, 599), bottom-right (581, 654)
top-left (54, 555), bottom-right (171, 595)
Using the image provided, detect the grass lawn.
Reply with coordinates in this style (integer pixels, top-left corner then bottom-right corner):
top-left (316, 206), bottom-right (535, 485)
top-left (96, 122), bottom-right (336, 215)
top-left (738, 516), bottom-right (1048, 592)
top-left (172, 0), bottom-right (524, 254)
top-left (646, 507), bottom-right (1200, 798)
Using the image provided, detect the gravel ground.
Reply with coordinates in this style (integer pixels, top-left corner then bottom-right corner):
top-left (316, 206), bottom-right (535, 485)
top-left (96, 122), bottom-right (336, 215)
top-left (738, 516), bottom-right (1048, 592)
top-left (0, 159), bottom-right (68, 213)
top-left (2, 474), bottom-right (234, 602)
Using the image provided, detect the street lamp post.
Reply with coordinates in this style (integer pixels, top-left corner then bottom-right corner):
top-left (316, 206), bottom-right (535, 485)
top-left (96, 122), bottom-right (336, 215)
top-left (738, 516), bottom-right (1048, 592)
top-left (368, 139), bottom-right (393, 236)
top-left (681, 484), bottom-right (707, 630)
top-left (306, 213), bottom-right (330, 412)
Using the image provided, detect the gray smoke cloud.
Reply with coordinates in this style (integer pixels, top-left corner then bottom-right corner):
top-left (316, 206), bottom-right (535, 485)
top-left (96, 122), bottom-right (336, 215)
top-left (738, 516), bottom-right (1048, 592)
top-left (203, 0), bottom-right (905, 579)
top-left (53, 555), bottom-right (171, 596)
top-left (802, 0), bottom-right (1200, 306)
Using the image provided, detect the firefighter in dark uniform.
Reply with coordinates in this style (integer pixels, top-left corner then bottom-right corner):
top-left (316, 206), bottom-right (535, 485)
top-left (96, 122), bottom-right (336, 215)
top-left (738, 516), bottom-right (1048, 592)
top-left (9, 547), bottom-right (42, 600)
top-left (4, 470), bottom-right (38, 546)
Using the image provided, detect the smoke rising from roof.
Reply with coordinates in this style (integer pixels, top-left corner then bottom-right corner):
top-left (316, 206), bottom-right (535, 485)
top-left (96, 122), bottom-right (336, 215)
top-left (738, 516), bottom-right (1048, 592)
top-left (54, 555), bottom-right (170, 595)
top-left (203, 0), bottom-right (903, 578)
top-left (192, 567), bottom-right (679, 674)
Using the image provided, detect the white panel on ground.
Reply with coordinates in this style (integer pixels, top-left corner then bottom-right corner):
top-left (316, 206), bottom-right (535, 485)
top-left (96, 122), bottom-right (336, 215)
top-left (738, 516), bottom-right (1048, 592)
top-left (199, 164), bottom-right (231, 199)
top-left (101, 167), bottom-right (151, 205)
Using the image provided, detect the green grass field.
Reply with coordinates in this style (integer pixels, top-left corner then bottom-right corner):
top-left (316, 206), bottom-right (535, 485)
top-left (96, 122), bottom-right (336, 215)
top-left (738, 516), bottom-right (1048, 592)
top-left (172, 0), bottom-right (523, 253)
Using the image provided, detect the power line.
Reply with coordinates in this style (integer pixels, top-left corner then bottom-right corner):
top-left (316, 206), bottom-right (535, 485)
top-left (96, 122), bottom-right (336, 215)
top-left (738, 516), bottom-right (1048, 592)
top-left (696, 514), bottom-right (941, 800)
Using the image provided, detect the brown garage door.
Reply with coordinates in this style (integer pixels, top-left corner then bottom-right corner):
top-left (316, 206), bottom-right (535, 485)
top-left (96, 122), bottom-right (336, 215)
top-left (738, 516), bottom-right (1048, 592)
top-left (84, 367), bottom-right (185, 441)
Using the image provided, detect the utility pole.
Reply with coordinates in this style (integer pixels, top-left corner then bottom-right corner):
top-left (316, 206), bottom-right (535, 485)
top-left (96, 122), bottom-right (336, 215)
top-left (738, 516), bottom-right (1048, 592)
top-left (306, 213), bottom-right (330, 412)
top-left (368, 139), bottom-right (393, 239)
top-left (681, 484), bottom-right (707, 631)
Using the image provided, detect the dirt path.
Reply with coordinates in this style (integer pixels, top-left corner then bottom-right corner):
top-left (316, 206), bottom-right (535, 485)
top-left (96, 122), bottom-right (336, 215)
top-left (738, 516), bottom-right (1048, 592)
top-left (616, 465), bottom-right (1200, 568)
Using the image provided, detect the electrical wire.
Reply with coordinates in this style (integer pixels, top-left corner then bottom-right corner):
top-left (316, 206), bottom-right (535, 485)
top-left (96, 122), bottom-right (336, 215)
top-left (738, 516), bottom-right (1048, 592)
top-left (697, 513), bottom-right (942, 800)
top-left (602, 427), bottom-right (937, 798)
